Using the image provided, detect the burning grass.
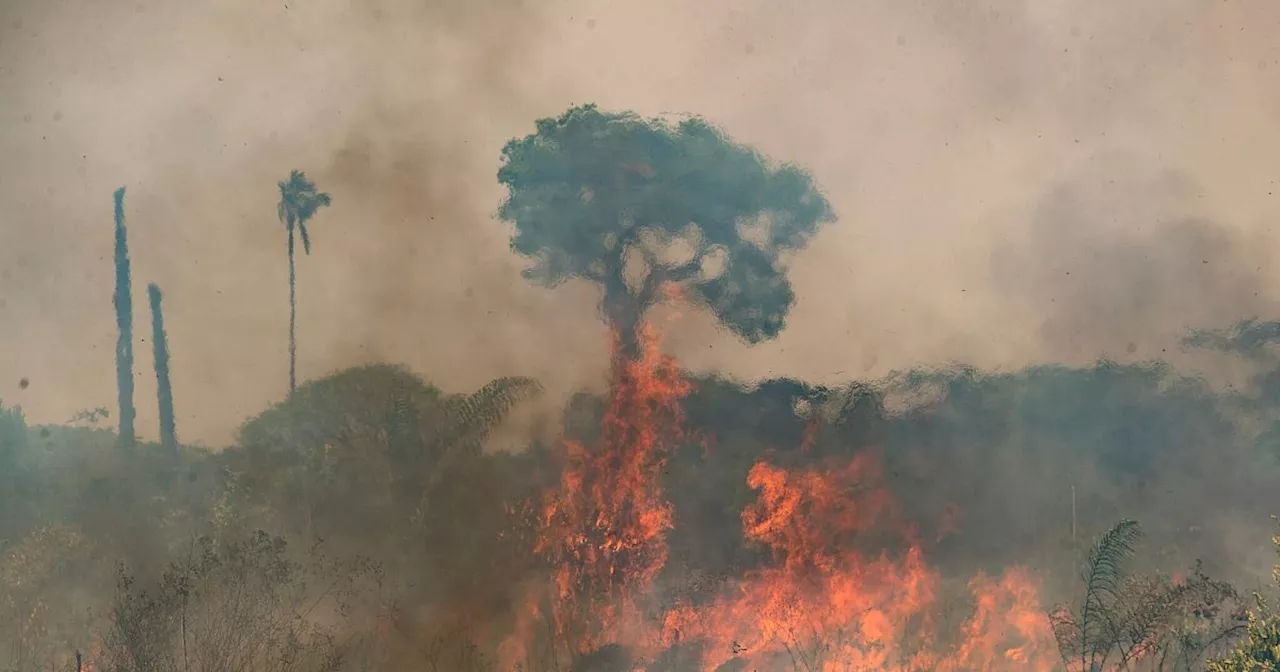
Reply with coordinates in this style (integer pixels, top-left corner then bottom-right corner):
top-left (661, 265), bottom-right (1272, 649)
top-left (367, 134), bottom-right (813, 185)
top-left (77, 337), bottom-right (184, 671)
top-left (498, 318), bottom-right (1060, 671)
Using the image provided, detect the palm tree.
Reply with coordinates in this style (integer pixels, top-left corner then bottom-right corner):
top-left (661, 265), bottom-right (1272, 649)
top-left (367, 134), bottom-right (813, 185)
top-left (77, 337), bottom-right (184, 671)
top-left (276, 170), bottom-right (331, 395)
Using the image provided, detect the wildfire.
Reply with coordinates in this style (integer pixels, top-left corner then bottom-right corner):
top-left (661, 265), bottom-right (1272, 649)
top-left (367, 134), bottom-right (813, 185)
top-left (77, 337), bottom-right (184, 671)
top-left (662, 459), bottom-right (1056, 671)
top-left (503, 317), bottom-right (1059, 671)
top-left (500, 320), bottom-right (691, 667)
top-left (538, 320), bottom-right (690, 653)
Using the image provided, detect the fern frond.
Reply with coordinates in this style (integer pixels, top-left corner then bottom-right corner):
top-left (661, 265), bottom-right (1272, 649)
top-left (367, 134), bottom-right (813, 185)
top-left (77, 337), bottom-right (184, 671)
top-left (1085, 519), bottom-right (1143, 603)
top-left (412, 377), bottom-right (543, 527)
top-left (1080, 519), bottom-right (1143, 666)
top-left (442, 376), bottom-right (544, 447)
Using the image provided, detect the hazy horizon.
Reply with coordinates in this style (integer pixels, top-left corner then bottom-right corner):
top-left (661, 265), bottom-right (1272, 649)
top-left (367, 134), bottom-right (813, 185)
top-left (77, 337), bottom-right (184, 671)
top-left (4, 0), bottom-right (1280, 445)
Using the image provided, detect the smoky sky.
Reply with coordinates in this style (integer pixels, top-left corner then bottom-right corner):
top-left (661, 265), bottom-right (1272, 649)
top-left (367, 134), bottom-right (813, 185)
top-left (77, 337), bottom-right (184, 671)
top-left (3, 0), bottom-right (1280, 445)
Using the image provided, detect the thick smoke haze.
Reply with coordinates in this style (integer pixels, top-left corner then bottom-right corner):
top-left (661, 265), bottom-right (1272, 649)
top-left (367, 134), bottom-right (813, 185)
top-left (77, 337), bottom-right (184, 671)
top-left (3, 0), bottom-right (1280, 445)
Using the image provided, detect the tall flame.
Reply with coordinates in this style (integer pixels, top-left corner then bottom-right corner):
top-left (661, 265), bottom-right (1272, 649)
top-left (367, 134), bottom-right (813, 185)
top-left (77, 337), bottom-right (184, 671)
top-left (662, 458), bottom-right (1056, 671)
top-left (503, 317), bottom-right (1059, 671)
top-left (502, 320), bottom-right (691, 666)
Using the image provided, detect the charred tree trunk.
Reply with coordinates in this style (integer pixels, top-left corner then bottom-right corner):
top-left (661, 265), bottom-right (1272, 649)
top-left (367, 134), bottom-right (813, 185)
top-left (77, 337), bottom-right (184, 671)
top-left (148, 283), bottom-right (177, 452)
top-left (287, 219), bottom-right (298, 395)
top-left (112, 187), bottom-right (136, 448)
top-left (606, 299), bottom-right (645, 364)
top-left (602, 263), bottom-right (654, 365)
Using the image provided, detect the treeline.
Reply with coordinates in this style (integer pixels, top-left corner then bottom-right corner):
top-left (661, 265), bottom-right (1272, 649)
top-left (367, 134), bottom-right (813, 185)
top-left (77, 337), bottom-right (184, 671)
top-left (3, 349), bottom-right (1280, 669)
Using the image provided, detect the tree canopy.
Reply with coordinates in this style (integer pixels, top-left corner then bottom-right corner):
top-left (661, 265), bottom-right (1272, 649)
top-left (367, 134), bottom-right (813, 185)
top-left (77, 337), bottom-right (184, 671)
top-left (497, 104), bottom-right (835, 345)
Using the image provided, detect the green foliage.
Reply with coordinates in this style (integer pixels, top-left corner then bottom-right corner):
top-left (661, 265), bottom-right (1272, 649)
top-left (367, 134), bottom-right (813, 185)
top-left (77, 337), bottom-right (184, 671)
top-left (231, 365), bottom-right (436, 541)
top-left (441, 376), bottom-right (544, 450)
top-left (1052, 520), bottom-right (1144, 671)
top-left (403, 374), bottom-right (545, 566)
top-left (1124, 565), bottom-right (1246, 670)
top-left (238, 364), bottom-right (442, 463)
top-left (497, 104), bottom-right (834, 344)
top-left (1052, 520), bottom-right (1245, 671)
top-left (0, 402), bottom-right (31, 541)
top-left (1206, 609), bottom-right (1280, 671)
top-left (1184, 318), bottom-right (1280, 360)
top-left (276, 170), bottom-right (332, 257)
top-left (870, 360), bottom-right (1244, 577)
top-left (9, 322), bottom-right (1280, 671)
top-left (229, 366), bottom-right (541, 551)
top-left (888, 361), bottom-right (1231, 483)
top-left (1206, 530), bottom-right (1280, 670)
top-left (68, 407), bottom-right (111, 426)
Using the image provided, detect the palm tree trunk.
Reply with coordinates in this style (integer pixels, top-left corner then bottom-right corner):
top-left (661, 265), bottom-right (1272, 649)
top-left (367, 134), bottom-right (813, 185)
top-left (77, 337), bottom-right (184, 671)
top-left (148, 283), bottom-right (177, 452)
top-left (112, 187), bottom-right (136, 448)
top-left (288, 221), bottom-right (297, 395)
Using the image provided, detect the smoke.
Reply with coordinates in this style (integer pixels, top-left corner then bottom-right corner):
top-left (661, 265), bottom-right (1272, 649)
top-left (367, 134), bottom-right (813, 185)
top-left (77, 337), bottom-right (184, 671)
top-left (994, 163), bottom-right (1273, 364)
top-left (0, 0), bottom-right (605, 444)
top-left (4, 0), bottom-right (1280, 445)
top-left (8, 2), bottom-right (1280, 667)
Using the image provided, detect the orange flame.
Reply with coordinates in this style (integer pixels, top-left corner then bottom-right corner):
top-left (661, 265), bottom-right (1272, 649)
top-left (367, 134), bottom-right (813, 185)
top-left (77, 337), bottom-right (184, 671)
top-left (503, 320), bottom-right (691, 665)
top-left (939, 570), bottom-right (1058, 672)
top-left (661, 458), bottom-right (1056, 671)
top-left (504, 319), bottom-right (1059, 671)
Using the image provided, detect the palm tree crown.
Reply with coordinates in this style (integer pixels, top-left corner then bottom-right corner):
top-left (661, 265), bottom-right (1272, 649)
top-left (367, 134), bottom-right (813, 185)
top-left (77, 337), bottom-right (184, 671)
top-left (276, 170), bottom-right (331, 254)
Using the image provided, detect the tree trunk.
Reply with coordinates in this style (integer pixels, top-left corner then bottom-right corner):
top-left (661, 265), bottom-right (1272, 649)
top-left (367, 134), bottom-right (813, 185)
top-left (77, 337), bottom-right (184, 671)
top-left (603, 276), bottom-right (647, 364)
top-left (148, 283), bottom-right (177, 452)
top-left (288, 220), bottom-right (297, 395)
top-left (112, 187), bottom-right (136, 448)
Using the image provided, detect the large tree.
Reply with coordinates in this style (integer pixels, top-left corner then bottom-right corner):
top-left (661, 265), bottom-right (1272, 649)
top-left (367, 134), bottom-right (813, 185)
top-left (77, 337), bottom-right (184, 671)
top-left (497, 104), bottom-right (835, 357)
top-left (276, 170), bottom-right (331, 395)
